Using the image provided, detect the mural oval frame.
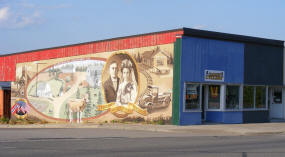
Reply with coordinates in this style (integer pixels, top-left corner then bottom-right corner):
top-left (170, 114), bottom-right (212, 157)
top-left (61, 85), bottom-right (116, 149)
top-left (24, 57), bottom-right (108, 121)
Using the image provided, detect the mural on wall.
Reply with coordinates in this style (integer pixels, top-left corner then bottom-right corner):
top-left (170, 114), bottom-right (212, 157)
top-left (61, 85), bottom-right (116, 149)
top-left (11, 44), bottom-right (174, 123)
top-left (11, 98), bottom-right (30, 119)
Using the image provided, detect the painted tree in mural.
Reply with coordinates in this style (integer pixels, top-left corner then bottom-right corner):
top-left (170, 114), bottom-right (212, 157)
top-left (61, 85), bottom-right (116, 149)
top-left (84, 85), bottom-right (92, 117)
top-left (97, 91), bottom-right (103, 105)
top-left (94, 70), bottom-right (98, 88)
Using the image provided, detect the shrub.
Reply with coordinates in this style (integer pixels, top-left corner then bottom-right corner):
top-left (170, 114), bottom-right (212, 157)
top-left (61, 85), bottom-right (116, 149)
top-left (0, 117), bottom-right (9, 124)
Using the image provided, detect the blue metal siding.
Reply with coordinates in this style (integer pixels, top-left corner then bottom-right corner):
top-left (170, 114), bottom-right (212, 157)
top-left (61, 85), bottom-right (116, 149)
top-left (206, 111), bottom-right (223, 123)
top-left (180, 112), bottom-right (202, 125)
top-left (179, 37), bottom-right (244, 125)
top-left (223, 111), bottom-right (243, 124)
top-left (181, 36), bottom-right (244, 83)
top-left (206, 111), bottom-right (243, 124)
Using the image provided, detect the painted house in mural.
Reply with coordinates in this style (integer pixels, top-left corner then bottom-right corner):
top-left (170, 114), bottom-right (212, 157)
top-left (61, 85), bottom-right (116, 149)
top-left (0, 28), bottom-right (285, 125)
top-left (142, 47), bottom-right (171, 74)
top-left (36, 82), bottom-right (53, 98)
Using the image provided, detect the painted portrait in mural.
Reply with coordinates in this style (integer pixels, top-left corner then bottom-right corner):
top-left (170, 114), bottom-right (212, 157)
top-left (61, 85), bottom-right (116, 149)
top-left (102, 53), bottom-right (139, 104)
top-left (98, 52), bottom-right (143, 118)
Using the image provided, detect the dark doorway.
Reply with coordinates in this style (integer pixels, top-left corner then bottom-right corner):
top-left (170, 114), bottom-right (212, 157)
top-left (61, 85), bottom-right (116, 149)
top-left (3, 90), bottom-right (11, 119)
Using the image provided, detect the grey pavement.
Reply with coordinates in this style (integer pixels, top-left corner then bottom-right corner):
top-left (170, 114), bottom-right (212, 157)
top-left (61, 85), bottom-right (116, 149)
top-left (1, 127), bottom-right (285, 157)
top-left (1, 122), bottom-right (285, 136)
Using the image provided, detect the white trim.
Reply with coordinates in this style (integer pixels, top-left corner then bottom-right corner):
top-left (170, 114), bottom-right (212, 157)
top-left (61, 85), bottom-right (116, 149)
top-left (240, 84), bottom-right (243, 110)
top-left (203, 84), bottom-right (208, 120)
top-left (283, 47), bottom-right (285, 85)
top-left (220, 84), bottom-right (226, 110)
top-left (205, 85), bottom-right (209, 110)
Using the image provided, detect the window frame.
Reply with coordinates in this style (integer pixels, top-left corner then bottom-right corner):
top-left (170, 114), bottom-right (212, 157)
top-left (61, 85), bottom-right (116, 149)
top-left (242, 85), bottom-right (268, 111)
top-left (183, 82), bottom-right (202, 112)
top-left (207, 84), bottom-right (222, 111)
top-left (225, 84), bottom-right (241, 111)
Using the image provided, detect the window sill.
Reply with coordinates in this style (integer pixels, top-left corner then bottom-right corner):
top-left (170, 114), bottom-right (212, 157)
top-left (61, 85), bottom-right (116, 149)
top-left (183, 110), bottom-right (202, 112)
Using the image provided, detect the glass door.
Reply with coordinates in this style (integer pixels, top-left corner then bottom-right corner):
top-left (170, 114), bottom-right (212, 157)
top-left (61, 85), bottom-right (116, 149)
top-left (270, 87), bottom-right (284, 119)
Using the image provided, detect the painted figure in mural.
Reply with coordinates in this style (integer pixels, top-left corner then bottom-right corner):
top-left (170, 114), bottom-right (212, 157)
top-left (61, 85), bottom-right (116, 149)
top-left (103, 61), bottom-right (120, 103)
top-left (67, 94), bottom-right (88, 123)
top-left (115, 59), bottom-right (138, 106)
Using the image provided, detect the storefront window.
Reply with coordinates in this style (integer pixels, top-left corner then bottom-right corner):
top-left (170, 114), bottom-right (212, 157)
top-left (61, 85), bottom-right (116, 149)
top-left (256, 86), bottom-right (266, 108)
top-left (243, 86), bottom-right (254, 109)
top-left (185, 84), bottom-right (200, 110)
top-left (208, 85), bottom-right (220, 109)
top-left (226, 86), bottom-right (239, 109)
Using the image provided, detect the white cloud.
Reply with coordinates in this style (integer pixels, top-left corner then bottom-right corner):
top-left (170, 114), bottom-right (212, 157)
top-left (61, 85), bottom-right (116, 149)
top-left (0, 5), bottom-right (43, 28)
top-left (193, 25), bottom-right (206, 30)
top-left (13, 11), bottom-right (42, 28)
top-left (0, 7), bottom-right (9, 21)
top-left (0, 2), bottom-right (71, 29)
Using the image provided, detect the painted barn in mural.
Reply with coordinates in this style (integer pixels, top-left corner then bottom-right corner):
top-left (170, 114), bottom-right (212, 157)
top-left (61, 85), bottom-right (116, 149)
top-left (6, 29), bottom-right (182, 123)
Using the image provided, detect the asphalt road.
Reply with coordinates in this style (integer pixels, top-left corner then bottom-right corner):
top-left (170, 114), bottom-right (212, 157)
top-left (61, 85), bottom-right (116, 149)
top-left (0, 128), bottom-right (285, 157)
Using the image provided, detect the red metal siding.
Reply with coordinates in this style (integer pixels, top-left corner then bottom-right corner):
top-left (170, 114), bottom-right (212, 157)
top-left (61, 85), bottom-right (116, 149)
top-left (0, 30), bottom-right (183, 81)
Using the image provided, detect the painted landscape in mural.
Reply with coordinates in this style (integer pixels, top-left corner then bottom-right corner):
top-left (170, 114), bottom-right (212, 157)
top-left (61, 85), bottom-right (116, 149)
top-left (11, 44), bottom-right (174, 123)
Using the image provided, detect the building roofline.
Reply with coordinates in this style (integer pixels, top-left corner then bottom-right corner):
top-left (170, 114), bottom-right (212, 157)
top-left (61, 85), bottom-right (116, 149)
top-left (1, 27), bottom-right (284, 57)
top-left (183, 27), bottom-right (284, 47)
top-left (0, 28), bottom-right (183, 57)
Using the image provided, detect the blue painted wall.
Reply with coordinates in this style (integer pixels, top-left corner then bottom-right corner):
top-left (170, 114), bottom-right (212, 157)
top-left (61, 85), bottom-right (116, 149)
top-left (179, 36), bottom-right (244, 125)
top-left (223, 111), bottom-right (243, 124)
top-left (180, 36), bottom-right (244, 84)
top-left (206, 111), bottom-right (243, 123)
top-left (180, 112), bottom-right (202, 125)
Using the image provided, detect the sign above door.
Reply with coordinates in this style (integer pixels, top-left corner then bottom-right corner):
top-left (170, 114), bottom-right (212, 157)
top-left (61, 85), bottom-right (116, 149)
top-left (204, 70), bottom-right (224, 82)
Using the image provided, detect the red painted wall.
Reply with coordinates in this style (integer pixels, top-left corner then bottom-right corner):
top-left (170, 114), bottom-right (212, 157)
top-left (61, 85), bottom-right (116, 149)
top-left (0, 90), bottom-right (3, 117)
top-left (0, 30), bottom-right (183, 81)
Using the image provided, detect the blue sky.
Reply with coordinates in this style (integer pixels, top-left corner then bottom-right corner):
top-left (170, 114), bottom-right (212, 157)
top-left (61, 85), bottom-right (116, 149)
top-left (0, 0), bottom-right (284, 55)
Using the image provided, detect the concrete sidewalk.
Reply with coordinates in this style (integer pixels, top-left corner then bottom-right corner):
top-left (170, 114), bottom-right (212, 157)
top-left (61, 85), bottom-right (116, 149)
top-left (1, 122), bottom-right (285, 136)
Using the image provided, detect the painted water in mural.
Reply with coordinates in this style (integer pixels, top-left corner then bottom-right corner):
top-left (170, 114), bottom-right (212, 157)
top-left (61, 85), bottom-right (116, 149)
top-left (11, 44), bottom-right (174, 123)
